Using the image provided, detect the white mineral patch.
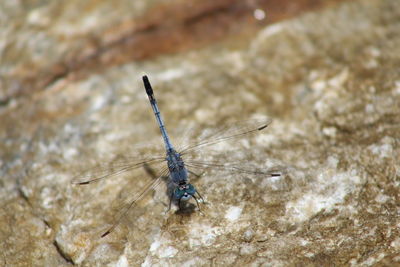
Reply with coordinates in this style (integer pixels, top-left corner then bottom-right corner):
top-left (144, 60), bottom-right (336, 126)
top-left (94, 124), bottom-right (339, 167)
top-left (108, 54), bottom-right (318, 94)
top-left (365, 103), bottom-right (375, 113)
top-left (362, 252), bottom-right (386, 266)
top-left (390, 237), bottom-right (400, 249)
top-left (141, 256), bottom-right (153, 267)
top-left (322, 126), bottom-right (337, 138)
top-left (285, 170), bottom-right (361, 223)
top-left (90, 94), bottom-right (108, 111)
top-left (181, 257), bottom-right (207, 266)
top-left (375, 193), bottom-right (390, 204)
top-left (299, 238), bottom-right (310, 246)
top-left (27, 7), bottom-right (50, 26)
top-left (327, 156), bottom-right (339, 169)
top-left (158, 246), bottom-right (178, 258)
top-left (157, 68), bottom-right (186, 81)
top-left (224, 206), bottom-right (242, 222)
top-left (63, 147), bottom-right (78, 160)
top-left (41, 186), bottom-right (54, 209)
top-left (250, 22), bottom-right (286, 52)
top-left (239, 243), bottom-right (256, 255)
top-left (255, 131), bottom-right (276, 145)
top-left (258, 23), bottom-right (284, 39)
top-left (327, 69), bottom-right (349, 88)
top-left (368, 140), bottom-right (393, 159)
top-left (243, 228), bottom-right (254, 242)
top-left (95, 136), bottom-right (116, 156)
top-left (92, 243), bottom-right (114, 261)
top-left (224, 51), bottom-right (245, 73)
top-left (188, 224), bottom-right (222, 248)
top-left (148, 234), bottom-right (178, 259)
top-left (114, 255), bottom-right (129, 267)
top-left (312, 79), bottom-right (327, 92)
top-left (194, 108), bottom-right (214, 123)
top-left (149, 239), bottom-right (161, 253)
top-left (120, 95), bottom-right (132, 104)
top-left (394, 80), bottom-right (400, 95)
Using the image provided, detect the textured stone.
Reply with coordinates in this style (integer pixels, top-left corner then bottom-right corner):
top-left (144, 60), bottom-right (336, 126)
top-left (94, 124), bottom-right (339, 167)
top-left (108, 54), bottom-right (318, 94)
top-left (1, 0), bottom-right (399, 266)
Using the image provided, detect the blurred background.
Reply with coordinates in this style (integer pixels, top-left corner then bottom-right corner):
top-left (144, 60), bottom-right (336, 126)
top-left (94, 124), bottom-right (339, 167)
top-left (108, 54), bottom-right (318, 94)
top-left (1, 0), bottom-right (343, 101)
top-left (1, 0), bottom-right (399, 266)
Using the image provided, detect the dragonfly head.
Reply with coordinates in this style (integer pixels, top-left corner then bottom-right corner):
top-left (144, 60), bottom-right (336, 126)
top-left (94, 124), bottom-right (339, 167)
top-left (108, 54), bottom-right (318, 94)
top-left (174, 183), bottom-right (196, 201)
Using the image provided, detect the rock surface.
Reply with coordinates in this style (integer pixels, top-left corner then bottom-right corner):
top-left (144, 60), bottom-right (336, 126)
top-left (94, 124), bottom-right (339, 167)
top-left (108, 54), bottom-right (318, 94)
top-left (1, 0), bottom-right (399, 266)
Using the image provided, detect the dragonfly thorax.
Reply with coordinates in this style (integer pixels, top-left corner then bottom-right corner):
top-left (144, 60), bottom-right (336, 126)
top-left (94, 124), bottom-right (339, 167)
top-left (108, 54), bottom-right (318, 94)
top-left (166, 149), bottom-right (189, 184)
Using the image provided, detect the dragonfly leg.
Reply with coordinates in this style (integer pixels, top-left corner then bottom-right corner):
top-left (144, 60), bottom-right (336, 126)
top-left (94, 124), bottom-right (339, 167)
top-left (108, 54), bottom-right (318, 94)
top-left (192, 195), bottom-right (204, 215)
top-left (178, 198), bottom-right (182, 210)
top-left (166, 191), bottom-right (174, 213)
top-left (192, 195), bottom-right (200, 210)
top-left (196, 190), bottom-right (205, 203)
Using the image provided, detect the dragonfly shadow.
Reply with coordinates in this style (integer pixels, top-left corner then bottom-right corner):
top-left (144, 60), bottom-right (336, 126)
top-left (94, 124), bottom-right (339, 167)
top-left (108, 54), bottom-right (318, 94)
top-left (175, 202), bottom-right (197, 215)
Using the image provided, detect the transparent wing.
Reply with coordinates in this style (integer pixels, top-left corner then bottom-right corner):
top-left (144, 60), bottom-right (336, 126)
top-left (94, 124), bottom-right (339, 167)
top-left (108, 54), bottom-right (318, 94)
top-left (101, 166), bottom-right (169, 237)
top-left (71, 156), bottom-right (166, 185)
top-left (179, 118), bottom-right (272, 155)
top-left (184, 159), bottom-right (282, 178)
top-left (178, 118), bottom-right (282, 178)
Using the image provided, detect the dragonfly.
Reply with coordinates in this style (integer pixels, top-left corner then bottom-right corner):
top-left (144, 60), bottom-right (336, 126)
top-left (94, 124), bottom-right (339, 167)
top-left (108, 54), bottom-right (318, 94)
top-left (73, 75), bottom-right (281, 237)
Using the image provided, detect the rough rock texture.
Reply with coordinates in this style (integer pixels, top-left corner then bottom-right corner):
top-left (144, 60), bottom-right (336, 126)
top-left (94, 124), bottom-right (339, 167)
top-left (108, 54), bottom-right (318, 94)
top-left (1, 0), bottom-right (399, 266)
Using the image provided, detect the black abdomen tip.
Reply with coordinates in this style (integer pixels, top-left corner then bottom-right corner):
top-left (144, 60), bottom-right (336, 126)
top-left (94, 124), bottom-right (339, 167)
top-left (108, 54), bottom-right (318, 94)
top-left (142, 75), bottom-right (153, 96)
